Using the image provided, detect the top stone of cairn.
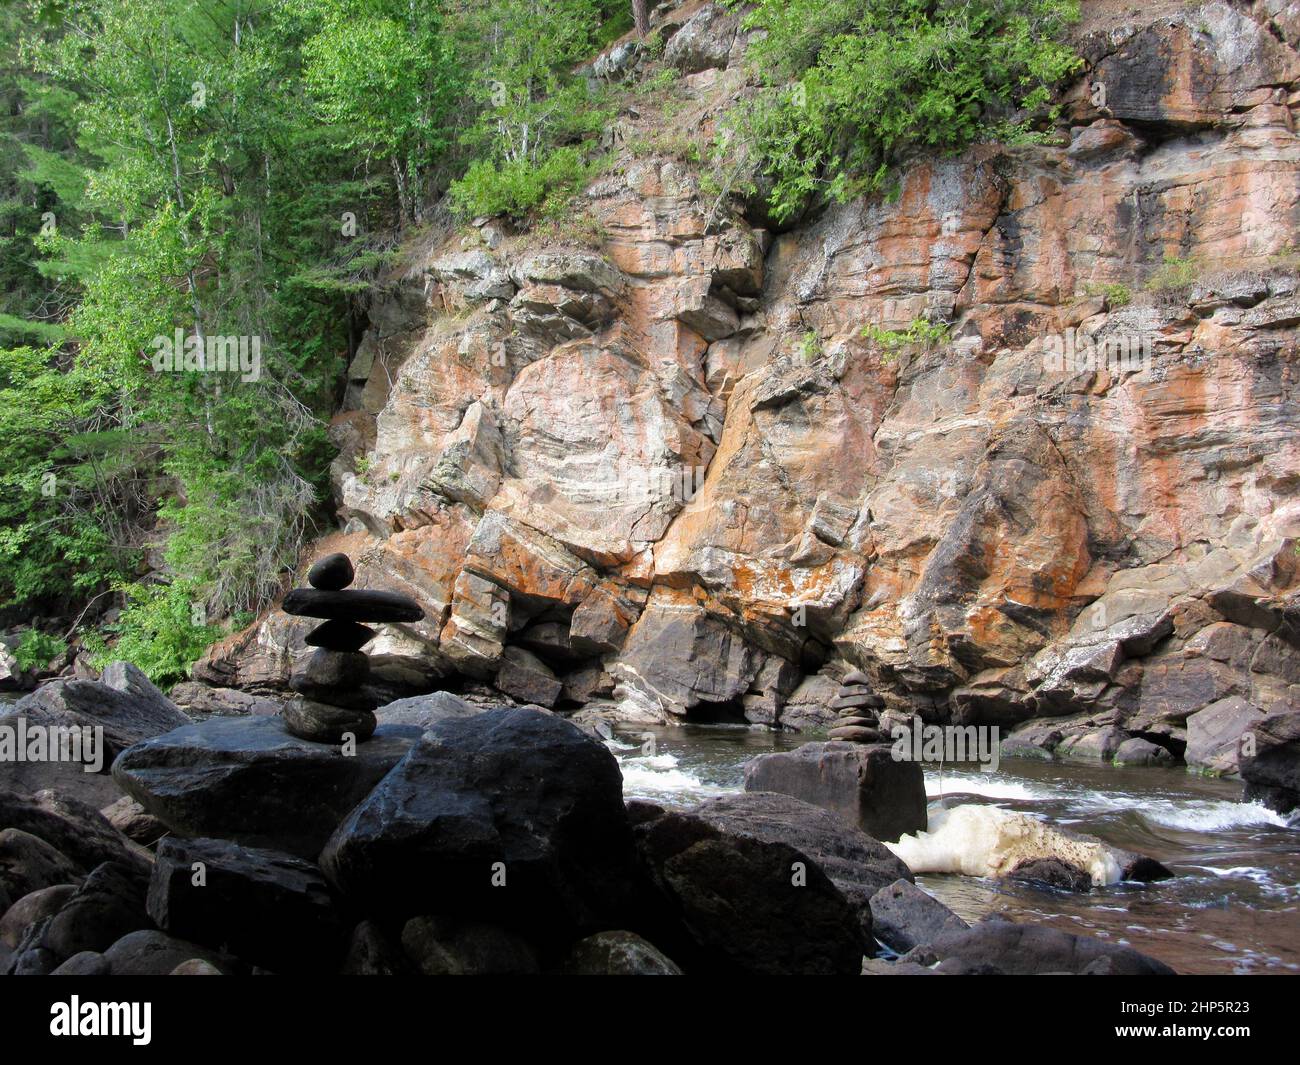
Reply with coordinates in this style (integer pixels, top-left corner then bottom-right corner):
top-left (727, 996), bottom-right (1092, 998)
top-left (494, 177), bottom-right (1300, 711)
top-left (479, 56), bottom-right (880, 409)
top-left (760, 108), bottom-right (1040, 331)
top-left (284, 553), bottom-right (424, 624)
top-left (308, 552), bottom-right (356, 591)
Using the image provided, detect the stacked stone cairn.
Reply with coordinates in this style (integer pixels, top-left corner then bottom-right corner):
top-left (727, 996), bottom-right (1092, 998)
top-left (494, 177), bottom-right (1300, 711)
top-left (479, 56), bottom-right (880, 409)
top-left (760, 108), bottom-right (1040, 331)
top-left (826, 669), bottom-right (888, 743)
top-left (279, 552), bottom-right (424, 744)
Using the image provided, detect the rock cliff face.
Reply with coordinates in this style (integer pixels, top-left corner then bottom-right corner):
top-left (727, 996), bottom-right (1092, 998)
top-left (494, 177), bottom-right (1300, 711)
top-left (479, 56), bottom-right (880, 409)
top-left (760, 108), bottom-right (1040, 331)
top-left (203, 1), bottom-right (1300, 775)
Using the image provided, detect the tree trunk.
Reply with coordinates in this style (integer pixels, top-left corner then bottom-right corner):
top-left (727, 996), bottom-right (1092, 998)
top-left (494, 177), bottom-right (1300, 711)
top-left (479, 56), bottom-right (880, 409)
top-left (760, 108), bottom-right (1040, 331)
top-left (633, 0), bottom-right (649, 38)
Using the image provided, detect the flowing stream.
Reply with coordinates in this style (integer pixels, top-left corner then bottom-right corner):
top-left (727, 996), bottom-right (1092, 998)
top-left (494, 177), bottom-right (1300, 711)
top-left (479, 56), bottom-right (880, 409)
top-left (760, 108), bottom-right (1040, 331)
top-left (610, 723), bottom-right (1300, 975)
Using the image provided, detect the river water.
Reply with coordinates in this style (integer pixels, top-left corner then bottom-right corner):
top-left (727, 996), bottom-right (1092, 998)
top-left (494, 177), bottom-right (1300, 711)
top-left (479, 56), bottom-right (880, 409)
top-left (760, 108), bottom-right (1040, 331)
top-left (609, 723), bottom-right (1300, 975)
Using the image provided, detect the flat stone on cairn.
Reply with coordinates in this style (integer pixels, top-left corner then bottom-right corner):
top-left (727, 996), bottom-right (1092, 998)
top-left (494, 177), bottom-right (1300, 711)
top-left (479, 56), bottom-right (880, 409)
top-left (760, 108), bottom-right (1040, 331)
top-left (827, 670), bottom-right (888, 743)
top-left (280, 553), bottom-right (425, 744)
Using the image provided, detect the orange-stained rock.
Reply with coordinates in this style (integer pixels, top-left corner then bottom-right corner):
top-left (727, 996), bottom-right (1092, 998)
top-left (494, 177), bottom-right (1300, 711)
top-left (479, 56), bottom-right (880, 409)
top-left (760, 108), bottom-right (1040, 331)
top-left (213, 5), bottom-right (1300, 735)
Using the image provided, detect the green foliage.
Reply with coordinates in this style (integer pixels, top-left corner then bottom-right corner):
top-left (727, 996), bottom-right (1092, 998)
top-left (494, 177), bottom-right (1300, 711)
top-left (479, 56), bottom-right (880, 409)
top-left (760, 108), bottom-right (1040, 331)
top-left (1146, 255), bottom-right (1200, 291)
top-left (294, 0), bottom-right (460, 220)
top-left (1084, 281), bottom-right (1132, 307)
top-left (12, 628), bottom-right (67, 672)
top-left (450, 146), bottom-right (598, 220)
top-left (447, 0), bottom-right (614, 221)
top-left (89, 582), bottom-right (222, 687)
top-left (797, 330), bottom-right (823, 361)
top-left (862, 317), bottom-right (952, 360)
top-left (726, 0), bottom-right (1083, 221)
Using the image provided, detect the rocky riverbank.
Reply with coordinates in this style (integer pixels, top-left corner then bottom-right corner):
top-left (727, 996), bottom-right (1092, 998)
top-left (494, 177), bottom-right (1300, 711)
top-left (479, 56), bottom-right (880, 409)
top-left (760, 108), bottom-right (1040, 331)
top-left (2, 671), bottom-right (1182, 976)
top-left (182, 0), bottom-right (1300, 811)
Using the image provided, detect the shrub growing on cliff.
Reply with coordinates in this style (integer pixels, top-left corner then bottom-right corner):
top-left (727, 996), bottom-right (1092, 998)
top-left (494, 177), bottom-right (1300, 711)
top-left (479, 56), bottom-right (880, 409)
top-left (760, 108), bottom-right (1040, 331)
top-left (727, 0), bottom-right (1082, 222)
top-left (447, 0), bottom-right (614, 220)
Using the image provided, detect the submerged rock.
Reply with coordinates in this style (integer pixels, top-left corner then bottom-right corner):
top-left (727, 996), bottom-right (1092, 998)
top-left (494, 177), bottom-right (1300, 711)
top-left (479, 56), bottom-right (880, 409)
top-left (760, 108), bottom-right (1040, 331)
top-left (904, 920), bottom-right (1176, 975)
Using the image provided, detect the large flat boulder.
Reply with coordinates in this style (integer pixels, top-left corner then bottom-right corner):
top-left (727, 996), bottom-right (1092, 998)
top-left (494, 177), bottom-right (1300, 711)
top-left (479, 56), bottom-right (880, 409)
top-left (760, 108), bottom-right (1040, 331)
top-left (112, 716), bottom-right (423, 859)
top-left (320, 708), bottom-right (640, 937)
top-left (2, 662), bottom-right (190, 806)
top-left (743, 741), bottom-right (927, 842)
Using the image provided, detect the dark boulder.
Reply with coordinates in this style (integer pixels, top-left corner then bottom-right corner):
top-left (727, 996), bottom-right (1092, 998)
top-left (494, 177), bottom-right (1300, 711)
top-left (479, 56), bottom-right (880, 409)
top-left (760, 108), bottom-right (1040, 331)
top-left (690, 791), bottom-right (912, 938)
top-left (148, 837), bottom-right (343, 974)
top-left (744, 741), bottom-right (927, 842)
top-left (868, 878), bottom-right (969, 954)
top-left (50, 950), bottom-right (111, 975)
top-left (561, 930), bottom-right (682, 975)
top-left (0, 883), bottom-right (78, 950)
top-left (0, 789), bottom-right (146, 874)
top-left (112, 716), bottom-right (422, 859)
top-left (44, 860), bottom-right (150, 959)
top-left (341, 920), bottom-right (411, 975)
top-left (321, 708), bottom-right (640, 938)
top-left (0, 828), bottom-right (84, 902)
top-left (100, 929), bottom-right (239, 976)
top-left (400, 915), bottom-right (540, 975)
top-left (633, 795), bottom-right (869, 975)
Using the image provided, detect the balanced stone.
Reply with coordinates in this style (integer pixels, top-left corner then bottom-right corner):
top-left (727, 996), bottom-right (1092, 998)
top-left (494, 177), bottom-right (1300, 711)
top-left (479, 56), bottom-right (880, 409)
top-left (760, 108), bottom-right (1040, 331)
top-left (296, 648), bottom-right (369, 688)
top-left (843, 670), bottom-right (871, 685)
top-left (307, 553), bottom-right (355, 591)
top-left (283, 588), bottom-right (424, 623)
top-left (831, 692), bottom-right (885, 711)
top-left (305, 619), bottom-right (376, 652)
top-left (831, 715), bottom-right (879, 730)
top-left (289, 650), bottom-right (378, 711)
top-left (287, 681), bottom-right (381, 712)
top-left (282, 698), bottom-right (377, 745)
top-left (279, 554), bottom-right (424, 746)
top-left (828, 725), bottom-right (883, 743)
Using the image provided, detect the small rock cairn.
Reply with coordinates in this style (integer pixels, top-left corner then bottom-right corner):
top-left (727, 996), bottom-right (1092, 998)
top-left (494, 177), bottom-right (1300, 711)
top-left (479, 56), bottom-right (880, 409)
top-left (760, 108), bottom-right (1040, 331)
top-left (280, 552), bottom-right (424, 744)
top-left (826, 669), bottom-right (889, 744)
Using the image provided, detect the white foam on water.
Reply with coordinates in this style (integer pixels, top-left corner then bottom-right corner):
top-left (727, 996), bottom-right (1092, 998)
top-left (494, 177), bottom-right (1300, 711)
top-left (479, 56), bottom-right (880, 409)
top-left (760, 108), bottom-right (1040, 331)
top-left (616, 751), bottom-right (734, 802)
top-left (1059, 789), bottom-right (1291, 832)
top-left (1140, 799), bottom-right (1291, 832)
top-left (887, 804), bottom-right (1124, 886)
top-left (923, 771), bottom-right (1050, 802)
